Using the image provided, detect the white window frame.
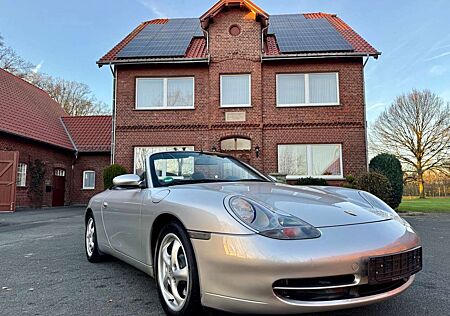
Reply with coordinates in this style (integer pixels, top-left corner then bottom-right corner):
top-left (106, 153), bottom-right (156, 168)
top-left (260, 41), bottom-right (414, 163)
top-left (278, 144), bottom-right (343, 180)
top-left (82, 170), bottom-right (96, 190)
top-left (17, 163), bottom-right (27, 187)
top-left (220, 74), bottom-right (252, 108)
top-left (276, 72), bottom-right (340, 107)
top-left (135, 77), bottom-right (195, 110)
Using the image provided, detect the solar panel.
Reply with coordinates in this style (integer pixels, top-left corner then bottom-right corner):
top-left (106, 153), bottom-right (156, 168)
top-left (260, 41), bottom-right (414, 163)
top-left (269, 14), bottom-right (354, 53)
top-left (117, 18), bottom-right (203, 58)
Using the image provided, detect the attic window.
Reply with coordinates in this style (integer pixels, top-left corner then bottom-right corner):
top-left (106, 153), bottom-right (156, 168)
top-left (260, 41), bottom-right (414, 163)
top-left (229, 25), bottom-right (241, 36)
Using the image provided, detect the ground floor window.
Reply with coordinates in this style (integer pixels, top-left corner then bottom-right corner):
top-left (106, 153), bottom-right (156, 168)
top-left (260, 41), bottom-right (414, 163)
top-left (134, 146), bottom-right (195, 175)
top-left (278, 144), bottom-right (343, 179)
top-left (83, 171), bottom-right (95, 190)
top-left (17, 163), bottom-right (27, 187)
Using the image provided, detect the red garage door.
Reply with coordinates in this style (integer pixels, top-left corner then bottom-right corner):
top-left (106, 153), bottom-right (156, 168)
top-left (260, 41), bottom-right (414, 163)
top-left (0, 151), bottom-right (18, 212)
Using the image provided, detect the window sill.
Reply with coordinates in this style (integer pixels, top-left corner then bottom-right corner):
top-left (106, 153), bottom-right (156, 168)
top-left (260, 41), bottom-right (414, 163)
top-left (220, 105), bottom-right (252, 109)
top-left (134, 107), bottom-right (195, 111)
top-left (276, 103), bottom-right (341, 108)
top-left (82, 188), bottom-right (95, 191)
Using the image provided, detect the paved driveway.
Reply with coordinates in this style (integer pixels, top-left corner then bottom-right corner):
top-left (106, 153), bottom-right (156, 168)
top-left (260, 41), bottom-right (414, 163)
top-left (0, 208), bottom-right (448, 315)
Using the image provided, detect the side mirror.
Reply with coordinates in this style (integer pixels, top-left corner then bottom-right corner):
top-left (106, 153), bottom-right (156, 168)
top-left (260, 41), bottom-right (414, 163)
top-left (113, 174), bottom-right (143, 188)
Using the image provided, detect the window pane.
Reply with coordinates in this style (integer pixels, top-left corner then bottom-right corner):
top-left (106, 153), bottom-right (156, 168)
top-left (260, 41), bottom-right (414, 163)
top-left (311, 145), bottom-right (341, 176)
top-left (309, 73), bottom-right (338, 104)
top-left (137, 79), bottom-right (164, 108)
top-left (84, 172), bottom-right (95, 188)
top-left (221, 75), bottom-right (250, 106)
top-left (134, 146), bottom-right (194, 174)
top-left (220, 138), bottom-right (251, 151)
top-left (17, 163), bottom-right (27, 187)
top-left (277, 74), bottom-right (305, 105)
top-left (278, 145), bottom-right (307, 176)
top-left (167, 78), bottom-right (194, 107)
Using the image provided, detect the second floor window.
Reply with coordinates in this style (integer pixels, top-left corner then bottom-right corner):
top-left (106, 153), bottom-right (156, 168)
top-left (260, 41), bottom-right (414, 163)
top-left (277, 73), bottom-right (339, 107)
top-left (220, 74), bottom-right (251, 107)
top-left (136, 77), bottom-right (194, 109)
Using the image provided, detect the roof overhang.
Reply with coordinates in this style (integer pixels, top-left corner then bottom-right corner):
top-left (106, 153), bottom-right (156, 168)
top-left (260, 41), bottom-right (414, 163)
top-left (262, 51), bottom-right (381, 62)
top-left (97, 56), bottom-right (210, 67)
top-left (200, 0), bottom-right (269, 29)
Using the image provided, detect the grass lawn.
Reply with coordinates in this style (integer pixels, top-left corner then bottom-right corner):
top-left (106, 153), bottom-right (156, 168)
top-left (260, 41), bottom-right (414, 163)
top-left (398, 197), bottom-right (450, 213)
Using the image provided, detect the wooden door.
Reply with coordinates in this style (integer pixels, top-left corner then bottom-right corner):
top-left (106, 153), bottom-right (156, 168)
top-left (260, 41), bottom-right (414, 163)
top-left (0, 151), bottom-right (18, 212)
top-left (52, 168), bottom-right (66, 207)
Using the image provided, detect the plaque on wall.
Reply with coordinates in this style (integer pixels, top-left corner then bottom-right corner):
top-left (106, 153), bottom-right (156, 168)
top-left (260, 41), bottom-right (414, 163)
top-left (225, 112), bottom-right (246, 122)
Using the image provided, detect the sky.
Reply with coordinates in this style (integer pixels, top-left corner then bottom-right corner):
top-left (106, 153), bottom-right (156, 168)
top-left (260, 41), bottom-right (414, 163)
top-left (0, 0), bottom-right (449, 122)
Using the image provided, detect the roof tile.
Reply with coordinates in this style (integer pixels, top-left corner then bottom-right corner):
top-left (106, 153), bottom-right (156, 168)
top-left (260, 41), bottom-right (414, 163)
top-left (0, 69), bottom-right (73, 150)
top-left (61, 116), bottom-right (111, 152)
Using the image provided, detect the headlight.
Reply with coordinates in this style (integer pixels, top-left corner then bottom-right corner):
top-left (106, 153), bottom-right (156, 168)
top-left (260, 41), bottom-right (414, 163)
top-left (227, 196), bottom-right (321, 240)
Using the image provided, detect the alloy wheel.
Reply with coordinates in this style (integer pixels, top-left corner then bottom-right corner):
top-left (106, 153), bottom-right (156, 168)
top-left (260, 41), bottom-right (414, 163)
top-left (157, 233), bottom-right (189, 312)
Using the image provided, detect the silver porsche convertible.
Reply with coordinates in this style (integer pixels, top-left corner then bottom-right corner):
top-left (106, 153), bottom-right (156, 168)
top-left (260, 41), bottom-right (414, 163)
top-left (84, 151), bottom-right (422, 315)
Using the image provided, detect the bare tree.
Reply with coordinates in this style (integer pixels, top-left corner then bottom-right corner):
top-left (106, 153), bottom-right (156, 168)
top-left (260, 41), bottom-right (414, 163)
top-left (0, 35), bottom-right (34, 77)
top-left (371, 89), bottom-right (450, 198)
top-left (28, 73), bottom-right (109, 116)
top-left (1, 34), bottom-right (110, 116)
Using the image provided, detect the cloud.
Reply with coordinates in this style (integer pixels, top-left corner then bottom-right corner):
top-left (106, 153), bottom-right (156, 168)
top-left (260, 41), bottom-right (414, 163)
top-left (137, 0), bottom-right (166, 18)
top-left (31, 61), bottom-right (44, 73)
top-left (367, 102), bottom-right (387, 111)
top-left (429, 65), bottom-right (447, 76)
top-left (425, 51), bottom-right (450, 61)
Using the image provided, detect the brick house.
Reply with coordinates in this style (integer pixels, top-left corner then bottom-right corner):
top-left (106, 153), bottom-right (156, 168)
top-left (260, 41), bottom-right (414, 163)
top-left (0, 68), bottom-right (111, 209)
top-left (98, 0), bottom-right (379, 182)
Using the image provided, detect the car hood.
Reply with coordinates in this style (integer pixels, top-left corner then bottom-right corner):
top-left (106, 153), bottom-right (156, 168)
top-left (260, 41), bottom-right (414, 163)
top-left (183, 182), bottom-right (395, 228)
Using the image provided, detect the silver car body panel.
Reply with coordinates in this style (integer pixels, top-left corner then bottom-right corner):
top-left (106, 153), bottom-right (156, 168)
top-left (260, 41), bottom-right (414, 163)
top-left (86, 152), bottom-right (421, 314)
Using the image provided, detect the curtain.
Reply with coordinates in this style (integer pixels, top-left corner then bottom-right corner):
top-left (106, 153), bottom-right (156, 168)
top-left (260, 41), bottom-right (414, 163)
top-left (278, 145), bottom-right (307, 175)
top-left (311, 145), bottom-right (341, 176)
top-left (167, 78), bottom-right (194, 107)
top-left (221, 75), bottom-right (250, 106)
top-left (137, 79), bottom-right (164, 108)
top-left (277, 74), bottom-right (305, 105)
top-left (309, 73), bottom-right (338, 104)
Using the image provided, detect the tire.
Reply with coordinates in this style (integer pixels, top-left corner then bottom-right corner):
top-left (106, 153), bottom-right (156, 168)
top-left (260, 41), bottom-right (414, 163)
top-left (154, 222), bottom-right (203, 315)
top-left (85, 213), bottom-right (102, 263)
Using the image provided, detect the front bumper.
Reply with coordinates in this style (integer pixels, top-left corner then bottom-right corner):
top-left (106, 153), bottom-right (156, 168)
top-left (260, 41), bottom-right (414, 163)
top-left (191, 219), bottom-right (420, 314)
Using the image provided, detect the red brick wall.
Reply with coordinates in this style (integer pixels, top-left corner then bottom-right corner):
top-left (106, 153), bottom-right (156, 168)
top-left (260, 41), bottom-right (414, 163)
top-left (71, 153), bottom-right (110, 205)
top-left (0, 132), bottom-right (74, 207)
top-left (114, 7), bottom-right (368, 178)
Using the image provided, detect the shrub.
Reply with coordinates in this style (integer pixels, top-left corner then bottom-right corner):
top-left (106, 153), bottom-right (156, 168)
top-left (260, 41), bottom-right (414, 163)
top-left (103, 164), bottom-right (127, 189)
top-left (296, 177), bottom-right (328, 186)
top-left (355, 171), bottom-right (393, 206)
top-left (369, 154), bottom-right (403, 209)
top-left (343, 175), bottom-right (358, 189)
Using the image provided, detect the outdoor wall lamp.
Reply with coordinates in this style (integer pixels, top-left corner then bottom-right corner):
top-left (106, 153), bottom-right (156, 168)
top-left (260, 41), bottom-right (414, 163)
top-left (211, 146), bottom-right (217, 152)
top-left (255, 145), bottom-right (260, 158)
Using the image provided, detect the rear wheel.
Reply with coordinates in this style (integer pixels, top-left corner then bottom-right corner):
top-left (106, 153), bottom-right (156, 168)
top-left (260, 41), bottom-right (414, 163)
top-left (85, 214), bottom-right (102, 262)
top-left (155, 222), bottom-right (203, 315)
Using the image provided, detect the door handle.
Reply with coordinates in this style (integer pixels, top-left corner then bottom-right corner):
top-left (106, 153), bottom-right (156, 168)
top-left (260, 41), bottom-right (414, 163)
top-left (103, 202), bottom-right (108, 208)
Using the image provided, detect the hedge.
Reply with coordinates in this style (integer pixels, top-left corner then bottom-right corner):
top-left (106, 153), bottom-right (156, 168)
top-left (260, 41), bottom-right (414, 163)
top-left (103, 164), bottom-right (127, 189)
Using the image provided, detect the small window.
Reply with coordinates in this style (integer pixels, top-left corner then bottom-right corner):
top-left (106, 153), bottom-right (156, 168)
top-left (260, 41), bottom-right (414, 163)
top-left (277, 73), bottom-right (339, 107)
top-left (83, 171), bottom-right (95, 190)
top-left (17, 163), bottom-right (27, 187)
top-left (278, 144), bottom-right (343, 179)
top-left (220, 138), bottom-right (251, 151)
top-left (55, 169), bottom-right (65, 177)
top-left (220, 74), bottom-right (251, 107)
top-left (136, 77), bottom-right (194, 109)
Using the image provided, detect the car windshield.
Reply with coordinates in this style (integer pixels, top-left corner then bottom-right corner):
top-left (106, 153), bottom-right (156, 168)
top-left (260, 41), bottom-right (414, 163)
top-left (149, 152), bottom-right (268, 187)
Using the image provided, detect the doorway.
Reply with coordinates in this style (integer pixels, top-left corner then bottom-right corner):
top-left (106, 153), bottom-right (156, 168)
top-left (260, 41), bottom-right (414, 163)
top-left (52, 168), bottom-right (66, 207)
top-left (220, 137), bottom-right (252, 163)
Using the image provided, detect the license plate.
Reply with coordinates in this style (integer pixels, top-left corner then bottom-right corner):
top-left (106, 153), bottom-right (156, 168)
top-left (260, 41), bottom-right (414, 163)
top-left (368, 247), bottom-right (422, 284)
